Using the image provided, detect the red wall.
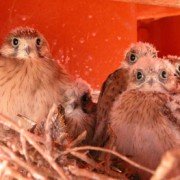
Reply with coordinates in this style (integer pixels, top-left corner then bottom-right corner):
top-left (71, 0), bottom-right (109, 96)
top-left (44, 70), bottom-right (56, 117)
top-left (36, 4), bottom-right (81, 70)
top-left (0, 0), bottom-right (137, 89)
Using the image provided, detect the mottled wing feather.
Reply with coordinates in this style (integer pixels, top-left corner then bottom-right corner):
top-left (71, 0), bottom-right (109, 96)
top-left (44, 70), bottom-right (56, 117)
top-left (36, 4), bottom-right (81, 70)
top-left (98, 68), bottom-right (122, 98)
top-left (93, 68), bottom-right (129, 146)
top-left (162, 102), bottom-right (180, 129)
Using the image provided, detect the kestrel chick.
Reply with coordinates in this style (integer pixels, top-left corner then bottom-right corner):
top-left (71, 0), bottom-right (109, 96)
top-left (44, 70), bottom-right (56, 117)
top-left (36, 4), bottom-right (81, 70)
top-left (93, 42), bottom-right (158, 146)
top-left (127, 57), bottom-right (177, 93)
top-left (0, 27), bottom-right (72, 129)
top-left (63, 78), bottom-right (96, 144)
top-left (110, 57), bottom-right (180, 179)
top-left (122, 41), bottom-right (158, 68)
top-left (163, 55), bottom-right (180, 125)
top-left (163, 55), bottom-right (180, 77)
top-left (0, 27), bottom-right (52, 59)
top-left (163, 55), bottom-right (180, 91)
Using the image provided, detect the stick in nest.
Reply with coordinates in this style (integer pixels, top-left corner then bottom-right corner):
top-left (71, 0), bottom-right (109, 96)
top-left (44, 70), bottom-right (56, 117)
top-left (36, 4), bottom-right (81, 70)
top-left (0, 113), bottom-right (68, 180)
top-left (152, 148), bottom-right (180, 180)
top-left (44, 104), bottom-right (58, 155)
top-left (69, 151), bottom-right (127, 179)
top-left (68, 130), bottom-right (87, 148)
top-left (20, 135), bottom-right (29, 162)
top-left (68, 165), bottom-right (118, 180)
top-left (0, 145), bottom-right (46, 179)
top-left (64, 146), bottom-right (155, 175)
top-left (0, 161), bottom-right (28, 180)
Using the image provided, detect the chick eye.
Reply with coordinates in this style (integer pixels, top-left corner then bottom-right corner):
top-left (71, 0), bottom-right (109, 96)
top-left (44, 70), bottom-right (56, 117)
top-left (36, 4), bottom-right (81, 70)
top-left (12, 38), bottom-right (19, 47)
top-left (36, 38), bottom-right (42, 46)
top-left (128, 53), bottom-right (138, 64)
top-left (177, 65), bottom-right (180, 73)
top-left (81, 93), bottom-right (90, 104)
top-left (136, 71), bottom-right (144, 80)
top-left (159, 70), bottom-right (168, 80)
top-left (152, 52), bottom-right (157, 58)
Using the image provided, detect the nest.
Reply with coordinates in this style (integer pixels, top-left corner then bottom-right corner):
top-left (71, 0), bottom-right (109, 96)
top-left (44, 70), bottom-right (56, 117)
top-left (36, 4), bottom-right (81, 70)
top-left (0, 105), bottom-right (178, 180)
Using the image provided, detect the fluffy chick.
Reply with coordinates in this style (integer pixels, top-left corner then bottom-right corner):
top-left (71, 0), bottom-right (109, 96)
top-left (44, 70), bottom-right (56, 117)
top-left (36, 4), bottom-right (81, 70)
top-left (0, 27), bottom-right (52, 59)
top-left (93, 42), bottom-right (158, 146)
top-left (122, 41), bottom-right (158, 68)
top-left (110, 57), bottom-right (180, 179)
top-left (163, 55), bottom-right (180, 78)
top-left (63, 78), bottom-right (96, 144)
top-left (164, 55), bottom-right (180, 125)
top-left (0, 27), bottom-right (72, 129)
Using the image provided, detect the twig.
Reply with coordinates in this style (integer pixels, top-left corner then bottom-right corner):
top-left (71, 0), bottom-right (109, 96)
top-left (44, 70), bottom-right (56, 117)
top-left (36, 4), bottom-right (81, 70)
top-left (65, 146), bottom-right (155, 175)
top-left (0, 145), bottom-right (45, 180)
top-left (0, 160), bottom-right (8, 177)
top-left (20, 135), bottom-right (29, 162)
top-left (68, 131), bottom-right (87, 148)
top-left (28, 133), bottom-right (44, 143)
top-left (0, 113), bottom-right (68, 180)
top-left (17, 114), bottom-right (36, 127)
top-left (45, 104), bottom-right (57, 155)
top-left (68, 165), bottom-right (117, 180)
top-left (152, 148), bottom-right (180, 180)
top-left (69, 151), bottom-right (127, 179)
top-left (2, 165), bottom-right (30, 180)
top-left (70, 151), bottom-right (101, 169)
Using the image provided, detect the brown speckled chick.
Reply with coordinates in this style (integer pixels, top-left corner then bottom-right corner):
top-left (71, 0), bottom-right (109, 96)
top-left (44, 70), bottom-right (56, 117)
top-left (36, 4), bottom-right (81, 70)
top-left (0, 27), bottom-right (72, 129)
top-left (164, 55), bottom-right (180, 78)
top-left (93, 42), bottom-right (158, 146)
top-left (110, 57), bottom-right (180, 179)
top-left (63, 78), bottom-right (96, 144)
top-left (164, 55), bottom-right (180, 125)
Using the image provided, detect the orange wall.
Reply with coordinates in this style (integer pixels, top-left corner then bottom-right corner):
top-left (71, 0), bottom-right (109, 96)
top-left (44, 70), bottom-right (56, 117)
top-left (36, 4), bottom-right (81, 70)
top-left (1, 1), bottom-right (179, 88)
top-left (138, 15), bottom-right (180, 57)
top-left (0, 0), bottom-right (137, 89)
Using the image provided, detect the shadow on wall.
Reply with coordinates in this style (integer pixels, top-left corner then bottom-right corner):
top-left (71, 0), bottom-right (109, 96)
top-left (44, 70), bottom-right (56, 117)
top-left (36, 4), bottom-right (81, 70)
top-left (138, 15), bottom-right (180, 57)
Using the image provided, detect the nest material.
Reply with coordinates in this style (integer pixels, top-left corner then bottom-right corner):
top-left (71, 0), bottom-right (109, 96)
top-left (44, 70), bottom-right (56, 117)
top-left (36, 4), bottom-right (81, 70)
top-left (0, 105), bottom-right (177, 180)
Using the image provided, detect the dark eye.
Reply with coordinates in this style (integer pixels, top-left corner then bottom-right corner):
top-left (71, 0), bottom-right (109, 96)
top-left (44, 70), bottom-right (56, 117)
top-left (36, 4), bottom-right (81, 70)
top-left (152, 52), bottom-right (157, 58)
top-left (160, 70), bottom-right (168, 80)
top-left (136, 71), bottom-right (144, 80)
top-left (129, 53), bottom-right (138, 64)
top-left (36, 38), bottom-right (42, 46)
top-left (81, 93), bottom-right (90, 104)
top-left (177, 65), bottom-right (180, 73)
top-left (12, 38), bottom-right (19, 47)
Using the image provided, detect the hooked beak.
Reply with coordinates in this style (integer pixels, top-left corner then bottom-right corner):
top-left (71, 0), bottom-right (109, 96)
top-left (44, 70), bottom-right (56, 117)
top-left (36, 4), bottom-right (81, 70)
top-left (82, 101), bottom-right (97, 114)
top-left (148, 78), bottom-right (154, 86)
top-left (25, 46), bottom-right (31, 55)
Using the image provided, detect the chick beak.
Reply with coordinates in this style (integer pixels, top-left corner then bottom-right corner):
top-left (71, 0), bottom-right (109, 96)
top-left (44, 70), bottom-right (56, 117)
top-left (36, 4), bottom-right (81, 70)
top-left (148, 78), bottom-right (154, 86)
top-left (73, 102), bottom-right (78, 109)
top-left (82, 101), bottom-right (97, 114)
top-left (25, 46), bottom-right (31, 55)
